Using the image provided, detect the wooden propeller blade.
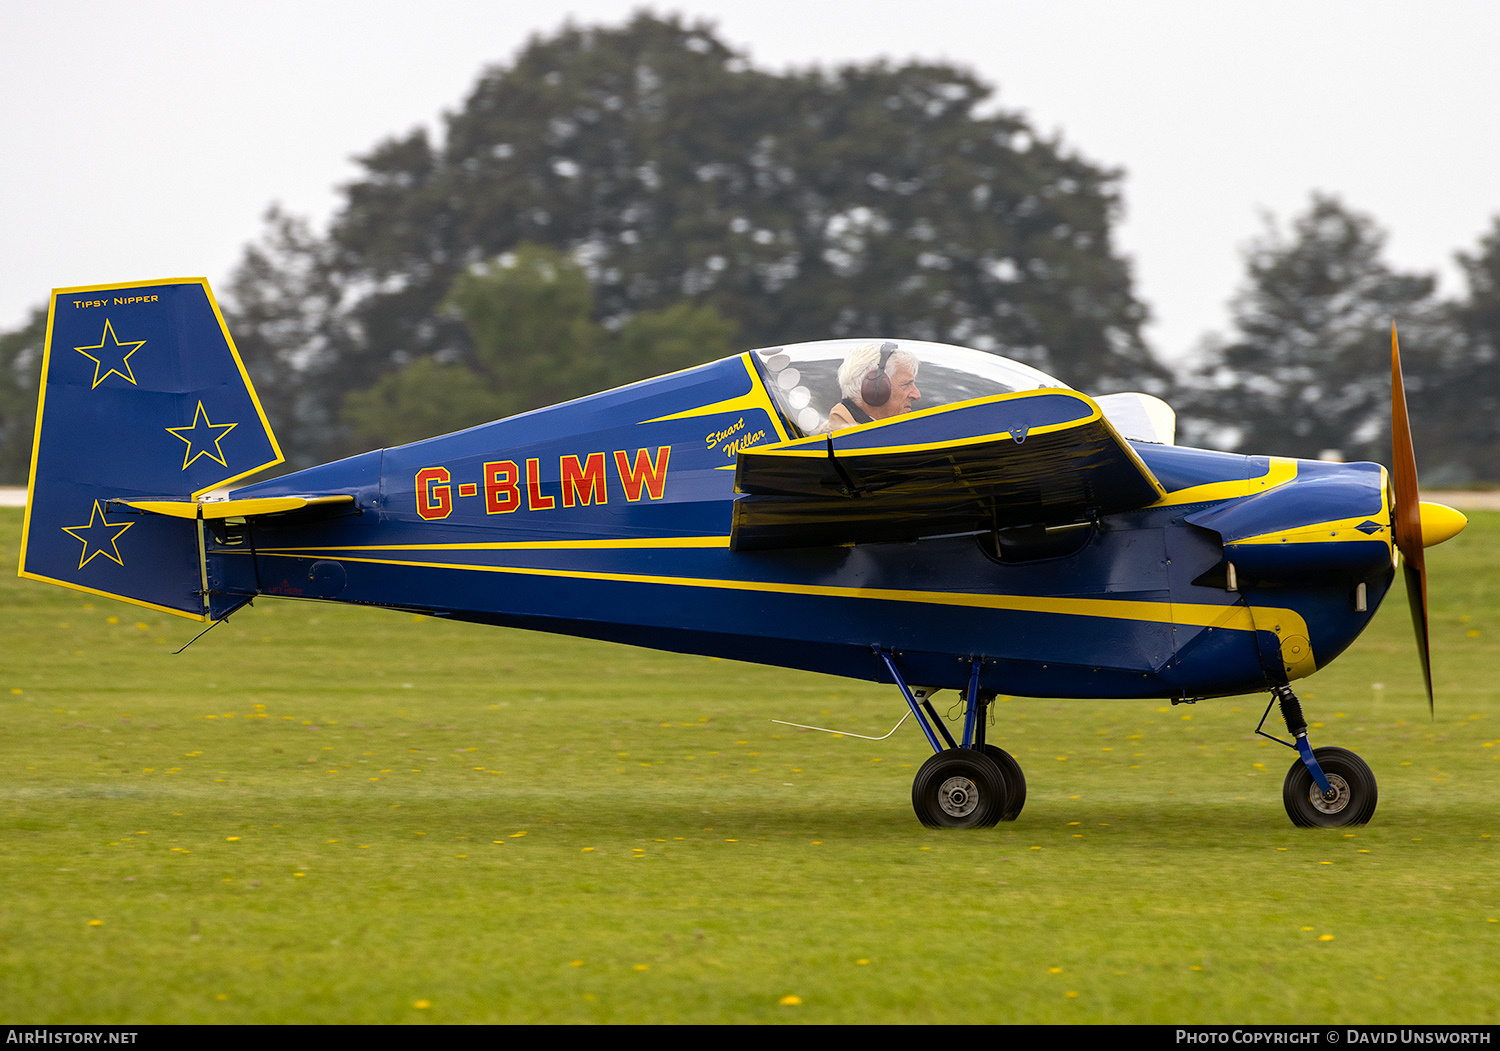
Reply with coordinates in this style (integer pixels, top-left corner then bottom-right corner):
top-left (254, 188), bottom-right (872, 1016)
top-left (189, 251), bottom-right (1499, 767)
top-left (1390, 325), bottom-right (1433, 714)
top-left (1404, 561), bottom-right (1433, 713)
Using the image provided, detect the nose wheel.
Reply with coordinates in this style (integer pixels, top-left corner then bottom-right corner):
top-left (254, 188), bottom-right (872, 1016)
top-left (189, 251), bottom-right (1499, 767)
top-left (1283, 746), bottom-right (1378, 827)
top-left (1259, 687), bottom-right (1379, 827)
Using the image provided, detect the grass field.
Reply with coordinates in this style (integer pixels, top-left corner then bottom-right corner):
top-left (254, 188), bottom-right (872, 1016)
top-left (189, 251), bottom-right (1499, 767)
top-left (2, 504), bottom-right (1497, 1024)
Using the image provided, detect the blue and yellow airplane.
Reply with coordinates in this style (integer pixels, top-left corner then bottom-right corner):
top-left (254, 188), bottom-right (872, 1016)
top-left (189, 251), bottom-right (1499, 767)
top-left (19, 278), bottom-right (1467, 828)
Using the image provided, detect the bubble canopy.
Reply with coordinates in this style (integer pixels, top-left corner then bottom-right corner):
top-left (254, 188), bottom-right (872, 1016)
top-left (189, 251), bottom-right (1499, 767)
top-left (751, 339), bottom-right (1071, 436)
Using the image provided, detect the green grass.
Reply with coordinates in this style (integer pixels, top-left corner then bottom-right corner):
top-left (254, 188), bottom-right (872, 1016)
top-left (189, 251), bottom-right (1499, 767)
top-left (2, 505), bottom-right (1498, 1023)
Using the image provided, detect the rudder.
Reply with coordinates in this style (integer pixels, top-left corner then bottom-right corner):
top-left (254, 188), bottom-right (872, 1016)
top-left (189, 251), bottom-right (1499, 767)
top-left (19, 278), bottom-right (282, 619)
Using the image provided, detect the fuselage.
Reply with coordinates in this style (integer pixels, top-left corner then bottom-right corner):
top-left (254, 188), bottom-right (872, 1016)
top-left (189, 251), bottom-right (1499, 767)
top-left (218, 351), bottom-right (1396, 701)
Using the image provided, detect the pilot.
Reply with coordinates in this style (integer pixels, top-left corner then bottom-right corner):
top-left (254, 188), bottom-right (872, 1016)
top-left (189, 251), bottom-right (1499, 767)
top-left (825, 341), bottom-right (921, 431)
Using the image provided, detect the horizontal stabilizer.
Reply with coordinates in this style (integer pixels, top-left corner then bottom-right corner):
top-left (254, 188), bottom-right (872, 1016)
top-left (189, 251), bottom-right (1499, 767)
top-left (732, 389), bottom-right (1165, 550)
top-left (117, 495), bottom-right (354, 520)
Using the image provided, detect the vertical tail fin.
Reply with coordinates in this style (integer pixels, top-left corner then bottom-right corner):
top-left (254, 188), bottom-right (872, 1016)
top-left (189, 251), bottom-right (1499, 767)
top-left (18, 278), bottom-right (282, 619)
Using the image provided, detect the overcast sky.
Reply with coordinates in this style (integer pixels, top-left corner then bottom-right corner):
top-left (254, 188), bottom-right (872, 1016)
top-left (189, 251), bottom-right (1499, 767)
top-left (4, 0), bottom-right (1498, 366)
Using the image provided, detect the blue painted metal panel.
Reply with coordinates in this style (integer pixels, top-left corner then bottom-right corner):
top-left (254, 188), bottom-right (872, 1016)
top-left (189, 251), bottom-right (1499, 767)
top-left (1135, 443), bottom-right (1260, 495)
top-left (1185, 461), bottom-right (1385, 540)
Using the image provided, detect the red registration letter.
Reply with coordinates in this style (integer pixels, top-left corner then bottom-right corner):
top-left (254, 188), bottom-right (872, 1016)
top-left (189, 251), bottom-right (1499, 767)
top-left (526, 458), bottom-right (555, 511)
top-left (415, 466), bottom-right (452, 520)
top-left (613, 446), bottom-right (671, 502)
top-left (560, 452), bottom-right (608, 507)
top-left (484, 460), bottom-right (521, 514)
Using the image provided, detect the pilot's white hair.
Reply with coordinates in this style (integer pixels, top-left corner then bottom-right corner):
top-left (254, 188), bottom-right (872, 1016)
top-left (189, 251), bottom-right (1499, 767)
top-left (837, 342), bottom-right (919, 400)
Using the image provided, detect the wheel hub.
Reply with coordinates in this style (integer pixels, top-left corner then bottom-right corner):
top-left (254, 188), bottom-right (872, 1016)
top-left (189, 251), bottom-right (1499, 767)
top-left (1308, 772), bottom-right (1351, 815)
top-left (937, 775), bottom-right (979, 818)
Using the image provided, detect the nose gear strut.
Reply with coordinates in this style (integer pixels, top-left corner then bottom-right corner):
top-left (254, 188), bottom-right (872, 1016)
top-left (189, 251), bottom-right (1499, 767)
top-left (1255, 684), bottom-right (1378, 827)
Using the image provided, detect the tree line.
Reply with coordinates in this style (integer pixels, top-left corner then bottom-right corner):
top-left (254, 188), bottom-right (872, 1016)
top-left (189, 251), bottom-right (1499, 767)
top-left (2, 13), bottom-right (1497, 484)
top-left (1178, 195), bottom-right (1500, 484)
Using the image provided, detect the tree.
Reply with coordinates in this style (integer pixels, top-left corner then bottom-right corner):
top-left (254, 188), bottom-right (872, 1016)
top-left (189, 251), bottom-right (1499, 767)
top-left (614, 300), bottom-right (738, 383)
top-left (342, 243), bottom-right (737, 448)
top-left (342, 357), bottom-right (509, 450)
top-left (1455, 218), bottom-right (1500, 351)
top-left (1418, 218), bottom-right (1500, 483)
top-left (1181, 194), bottom-right (1440, 463)
top-left (0, 307), bottom-right (46, 484)
top-left (222, 207), bottom-right (349, 469)
top-left (444, 243), bottom-right (603, 412)
top-left (307, 14), bottom-right (1161, 428)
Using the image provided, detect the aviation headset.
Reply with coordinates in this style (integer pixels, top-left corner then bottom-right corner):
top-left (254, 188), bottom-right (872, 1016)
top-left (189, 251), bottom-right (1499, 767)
top-left (861, 342), bottom-right (901, 407)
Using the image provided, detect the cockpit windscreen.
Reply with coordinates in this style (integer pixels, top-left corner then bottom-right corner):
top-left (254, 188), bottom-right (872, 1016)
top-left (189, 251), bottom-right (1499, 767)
top-left (753, 339), bottom-right (1070, 436)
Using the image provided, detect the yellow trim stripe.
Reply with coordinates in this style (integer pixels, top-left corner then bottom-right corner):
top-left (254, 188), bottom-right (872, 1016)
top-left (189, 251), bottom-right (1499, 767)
top-left (1152, 457), bottom-right (1299, 508)
top-left (48, 277), bottom-right (220, 297)
top-left (14, 570), bottom-right (206, 622)
top-left (645, 389), bottom-right (767, 424)
top-left (282, 551), bottom-right (1311, 671)
top-left (315, 552), bottom-right (1254, 624)
top-left (750, 415), bottom-right (1096, 459)
top-left (16, 291), bottom-right (61, 575)
top-left (254, 536), bottom-right (732, 554)
top-left (196, 278), bottom-right (285, 496)
top-left (1230, 512), bottom-right (1392, 549)
top-left (741, 389), bottom-right (1169, 500)
top-left (642, 356), bottom-right (791, 442)
top-left (753, 388), bottom-right (1101, 453)
top-left (1103, 414), bottom-right (1172, 501)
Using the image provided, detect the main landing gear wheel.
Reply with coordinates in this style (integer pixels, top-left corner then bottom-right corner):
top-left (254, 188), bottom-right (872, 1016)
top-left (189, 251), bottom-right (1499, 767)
top-left (911, 749), bottom-right (1008, 828)
top-left (1283, 746), bottom-right (1378, 827)
top-left (981, 745), bottom-right (1026, 821)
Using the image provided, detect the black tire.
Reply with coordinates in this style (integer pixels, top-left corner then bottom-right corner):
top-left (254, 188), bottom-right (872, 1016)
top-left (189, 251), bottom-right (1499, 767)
top-left (912, 749), bottom-right (1008, 828)
top-left (1282, 746), bottom-right (1378, 827)
top-left (982, 745), bottom-right (1027, 821)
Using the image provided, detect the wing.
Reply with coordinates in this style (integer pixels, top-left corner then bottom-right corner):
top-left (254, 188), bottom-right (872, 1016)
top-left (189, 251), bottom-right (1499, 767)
top-left (731, 389), bottom-right (1166, 550)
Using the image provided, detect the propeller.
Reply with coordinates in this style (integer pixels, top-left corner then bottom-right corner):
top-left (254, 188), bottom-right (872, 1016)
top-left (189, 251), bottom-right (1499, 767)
top-left (1388, 325), bottom-right (1431, 713)
top-left (1389, 325), bottom-right (1468, 714)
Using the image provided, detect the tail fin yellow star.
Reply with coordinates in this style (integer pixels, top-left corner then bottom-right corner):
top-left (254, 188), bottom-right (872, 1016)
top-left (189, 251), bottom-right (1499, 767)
top-left (61, 500), bottom-right (134, 569)
top-left (166, 401), bottom-right (238, 470)
top-left (74, 319), bottom-right (145, 388)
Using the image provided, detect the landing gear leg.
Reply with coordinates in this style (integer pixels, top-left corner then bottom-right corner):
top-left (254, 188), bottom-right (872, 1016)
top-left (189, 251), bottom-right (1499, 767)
top-left (882, 651), bottom-right (1025, 828)
top-left (971, 686), bottom-right (1026, 821)
top-left (1257, 685), bottom-right (1378, 827)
